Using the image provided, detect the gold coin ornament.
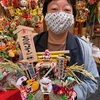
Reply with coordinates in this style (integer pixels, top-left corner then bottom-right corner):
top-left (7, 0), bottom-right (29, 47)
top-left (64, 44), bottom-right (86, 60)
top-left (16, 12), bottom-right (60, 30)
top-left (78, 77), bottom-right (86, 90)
top-left (26, 79), bottom-right (40, 94)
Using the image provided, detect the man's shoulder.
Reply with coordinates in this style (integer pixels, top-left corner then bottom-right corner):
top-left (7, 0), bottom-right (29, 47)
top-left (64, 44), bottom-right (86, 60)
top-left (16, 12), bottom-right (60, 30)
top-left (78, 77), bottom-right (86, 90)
top-left (34, 31), bottom-right (47, 40)
top-left (77, 36), bottom-right (92, 54)
top-left (75, 36), bottom-right (90, 45)
top-left (33, 31), bottom-right (48, 44)
top-left (34, 31), bottom-right (47, 38)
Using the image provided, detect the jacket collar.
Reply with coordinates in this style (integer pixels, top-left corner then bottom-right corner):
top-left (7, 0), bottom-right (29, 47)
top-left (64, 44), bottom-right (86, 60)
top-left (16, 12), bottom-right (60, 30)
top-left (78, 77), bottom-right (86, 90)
top-left (37, 31), bottom-right (78, 51)
top-left (37, 31), bottom-right (48, 51)
top-left (66, 32), bottom-right (78, 50)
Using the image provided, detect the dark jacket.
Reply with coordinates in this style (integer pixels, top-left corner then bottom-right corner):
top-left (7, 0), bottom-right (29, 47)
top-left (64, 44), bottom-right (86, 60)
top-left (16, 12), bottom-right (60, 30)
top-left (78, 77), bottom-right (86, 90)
top-left (34, 31), bottom-right (83, 66)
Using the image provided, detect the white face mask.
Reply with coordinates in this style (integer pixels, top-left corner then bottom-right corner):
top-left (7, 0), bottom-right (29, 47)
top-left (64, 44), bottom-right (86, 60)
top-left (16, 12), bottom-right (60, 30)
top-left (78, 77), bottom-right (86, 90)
top-left (45, 12), bottom-right (74, 34)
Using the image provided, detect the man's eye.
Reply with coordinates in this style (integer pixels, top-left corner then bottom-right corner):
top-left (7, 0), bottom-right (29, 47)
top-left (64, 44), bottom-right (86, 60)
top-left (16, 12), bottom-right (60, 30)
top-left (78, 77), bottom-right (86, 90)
top-left (51, 8), bottom-right (58, 10)
top-left (65, 9), bottom-right (71, 12)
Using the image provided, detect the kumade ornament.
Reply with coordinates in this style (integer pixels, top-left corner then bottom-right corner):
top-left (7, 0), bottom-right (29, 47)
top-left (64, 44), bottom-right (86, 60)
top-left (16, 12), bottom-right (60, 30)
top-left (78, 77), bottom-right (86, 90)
top-left (15, 49), bottom-right (95, 100)
top-left (35, 49), bottom-right (95, 100)
top-left (19, 0), bottom-right (29, 10)
top-left (76, 0), bottom-right (89, 23)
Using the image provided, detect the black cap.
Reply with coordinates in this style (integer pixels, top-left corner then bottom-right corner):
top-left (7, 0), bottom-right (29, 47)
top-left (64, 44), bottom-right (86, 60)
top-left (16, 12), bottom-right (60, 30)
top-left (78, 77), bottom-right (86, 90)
top-left (42, 0), bottom-right (76, 17)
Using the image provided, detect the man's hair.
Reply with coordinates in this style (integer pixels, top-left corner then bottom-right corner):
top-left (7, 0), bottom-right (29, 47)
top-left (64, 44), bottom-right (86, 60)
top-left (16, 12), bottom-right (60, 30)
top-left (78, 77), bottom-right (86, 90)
top-left (42, 0), bottom-right (76, 17)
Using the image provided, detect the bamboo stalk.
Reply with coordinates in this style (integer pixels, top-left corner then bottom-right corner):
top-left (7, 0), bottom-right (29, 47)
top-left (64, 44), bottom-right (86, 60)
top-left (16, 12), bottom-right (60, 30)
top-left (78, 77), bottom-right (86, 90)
top-left (38, 59), bottom-right (57, 62)
top-left (37, 55), bottom-right (70, 59)
top-left (36, 50), bottom-right (70, 55)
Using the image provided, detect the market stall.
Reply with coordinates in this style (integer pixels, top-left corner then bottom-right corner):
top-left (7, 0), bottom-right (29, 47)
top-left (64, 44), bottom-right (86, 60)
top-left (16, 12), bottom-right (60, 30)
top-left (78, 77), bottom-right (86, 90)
top-left (0, 0), bottom-right (100, 100)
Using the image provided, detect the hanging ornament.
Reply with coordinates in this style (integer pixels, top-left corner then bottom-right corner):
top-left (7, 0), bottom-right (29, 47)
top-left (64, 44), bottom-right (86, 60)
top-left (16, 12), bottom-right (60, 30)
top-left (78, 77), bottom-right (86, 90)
top-left (19, 0), bottom-right (29, 10)
top-left (76, 0), bottom-right (89, 23)
top-left (30, 0), bottom-right (38, 9)
top-left (89, 0), bottom-right (96, 5)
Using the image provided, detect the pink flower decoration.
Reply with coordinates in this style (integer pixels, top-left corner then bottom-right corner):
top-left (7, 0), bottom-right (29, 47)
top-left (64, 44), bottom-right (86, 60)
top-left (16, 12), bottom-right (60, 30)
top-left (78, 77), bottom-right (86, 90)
top-left (89, 0), bottom-right (96, 4)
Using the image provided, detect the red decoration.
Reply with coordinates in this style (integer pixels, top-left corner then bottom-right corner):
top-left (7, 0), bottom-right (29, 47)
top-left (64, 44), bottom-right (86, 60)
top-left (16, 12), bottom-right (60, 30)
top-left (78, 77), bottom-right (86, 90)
top-left (53, 84), bottom-right (75, 100)
top-left (13, 0), bottom-right (19, 7)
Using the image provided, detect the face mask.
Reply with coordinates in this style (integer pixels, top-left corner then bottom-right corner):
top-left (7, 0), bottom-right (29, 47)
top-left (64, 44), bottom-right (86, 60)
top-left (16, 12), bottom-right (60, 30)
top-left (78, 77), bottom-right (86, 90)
top-left (45, 12), bottom-right (74, 34)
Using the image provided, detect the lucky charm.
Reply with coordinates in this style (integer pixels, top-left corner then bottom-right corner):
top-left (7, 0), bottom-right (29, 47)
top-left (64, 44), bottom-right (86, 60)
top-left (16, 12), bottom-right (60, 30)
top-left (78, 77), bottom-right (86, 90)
top-left (40, 77), bottom-right (52, 93)
top-left (19, 0), bottom-right (29, 10)
top-left (26, 79), bottom-right (39, 94)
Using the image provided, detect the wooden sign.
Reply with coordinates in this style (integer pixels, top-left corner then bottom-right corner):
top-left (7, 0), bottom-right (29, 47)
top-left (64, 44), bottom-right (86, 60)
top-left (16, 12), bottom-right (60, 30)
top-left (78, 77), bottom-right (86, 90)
top-left (14, 25), bottom-right (38, 62)
top-left (56, 57), bottom-right (65, 79)
top-left (27, 64), bottom-right (35, 79)
top-left (66, 80), bottom-right (78, 90)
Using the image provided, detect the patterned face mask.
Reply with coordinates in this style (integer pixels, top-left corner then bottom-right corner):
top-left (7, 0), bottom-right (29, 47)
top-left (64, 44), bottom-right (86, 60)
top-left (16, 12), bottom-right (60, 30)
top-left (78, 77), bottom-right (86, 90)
top-left (45, 12), bottom-right (74, 34)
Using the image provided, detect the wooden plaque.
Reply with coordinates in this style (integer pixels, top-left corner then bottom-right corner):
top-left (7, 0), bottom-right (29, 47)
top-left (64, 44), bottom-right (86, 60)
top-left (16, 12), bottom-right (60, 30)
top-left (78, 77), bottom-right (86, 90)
top-left (18, 29), bottom-right (38, 62)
